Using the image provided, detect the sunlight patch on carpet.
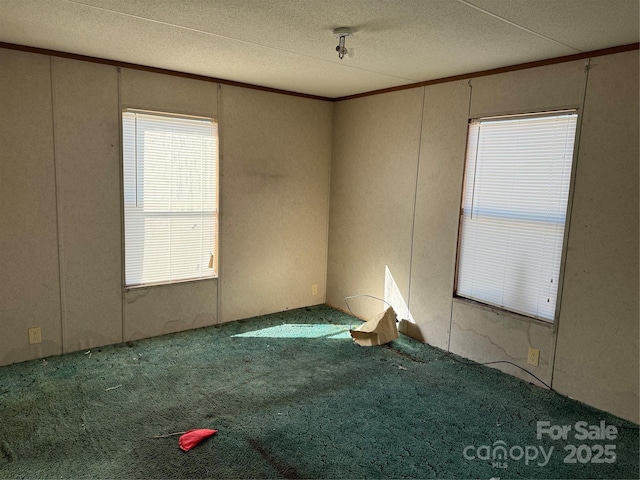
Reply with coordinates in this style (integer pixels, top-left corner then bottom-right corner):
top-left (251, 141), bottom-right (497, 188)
top-left (233, 324), bottom-right (352, 339)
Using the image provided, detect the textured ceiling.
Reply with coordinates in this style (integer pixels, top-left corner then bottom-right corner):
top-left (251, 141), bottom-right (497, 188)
top-left (0, 0), bottom-right (638, 98)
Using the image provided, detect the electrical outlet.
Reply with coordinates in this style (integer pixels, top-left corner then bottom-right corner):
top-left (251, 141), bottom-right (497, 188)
top-left (311, 284), bottom-right (318, 296)
top-left (527, 347), bottom-right (540, 367)
top-left (28, 327), bottom-right (41, 345)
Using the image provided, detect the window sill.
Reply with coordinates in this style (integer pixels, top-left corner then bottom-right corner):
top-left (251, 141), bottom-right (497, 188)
top-left (125, 275), bottom-right (218, 292)
top-left (452, 296), bottom-right (554, 329)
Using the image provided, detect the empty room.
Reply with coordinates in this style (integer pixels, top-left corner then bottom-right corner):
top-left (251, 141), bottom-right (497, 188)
top-left (0, 0), bottom-right (638, 478)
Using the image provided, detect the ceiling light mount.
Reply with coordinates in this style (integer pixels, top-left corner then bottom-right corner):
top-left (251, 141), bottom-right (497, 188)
top-left (332, 27), bottom-right (353, 60)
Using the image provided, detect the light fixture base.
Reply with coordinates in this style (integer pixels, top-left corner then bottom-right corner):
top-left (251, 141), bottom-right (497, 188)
top-left (332, 27), bottom-right (353, 39)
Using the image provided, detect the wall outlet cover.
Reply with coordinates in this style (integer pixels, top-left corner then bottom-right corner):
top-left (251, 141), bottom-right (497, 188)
top-left (28, 327), bottom-right (42, 345)
top-left (527, 347), bottom-right (540, 367)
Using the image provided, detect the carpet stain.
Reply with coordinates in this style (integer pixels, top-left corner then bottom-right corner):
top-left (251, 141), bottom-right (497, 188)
top-left (248, 438), bottom-right (302, 479)
top-left (0, 441), bottom-right (16, 463)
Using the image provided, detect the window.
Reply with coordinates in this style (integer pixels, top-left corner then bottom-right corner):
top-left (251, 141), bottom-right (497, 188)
top-left (122, 110), bottom-right (218, 287)
top-left (456, 111), bottom-right (578, 321)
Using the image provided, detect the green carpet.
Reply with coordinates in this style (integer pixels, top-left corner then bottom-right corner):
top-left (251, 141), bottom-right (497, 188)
top-left (0, 305), bottom-right (637, 479)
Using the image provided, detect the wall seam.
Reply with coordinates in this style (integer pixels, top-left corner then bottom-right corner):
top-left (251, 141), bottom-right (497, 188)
top-left (447, 81), bottom-right (474, 352)
top-left (216, 83), bottom-right (223, 324)
top-left (323, 101), bottom-right (336, 306)
top-left (548, 58), bottom-right (592, 388)
top-left (50, 56), bottom-right (67, 353)
top-left (117, 67), bottom-right (127, 342)
top-left (405, 87), bottom-right (427, 324)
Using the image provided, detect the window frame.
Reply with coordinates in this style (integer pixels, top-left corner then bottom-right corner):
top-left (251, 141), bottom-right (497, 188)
top-left (453, 109), bottom-right (580, 323)
top-left (121, 108), bottom-right (219, 289)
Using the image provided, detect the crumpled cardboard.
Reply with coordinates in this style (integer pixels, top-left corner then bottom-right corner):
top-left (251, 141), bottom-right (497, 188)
top-left (349, 307), bottom-right (398, 346)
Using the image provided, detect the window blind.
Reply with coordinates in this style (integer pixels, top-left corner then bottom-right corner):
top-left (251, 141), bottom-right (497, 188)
top-left (122, 110), bottom-right (218, 287)
top-left (456, 112), bottom-right (577, 321)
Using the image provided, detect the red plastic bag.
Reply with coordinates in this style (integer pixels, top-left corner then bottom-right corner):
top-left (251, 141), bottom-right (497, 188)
top-left (179, 429), bottom-right (218, 452)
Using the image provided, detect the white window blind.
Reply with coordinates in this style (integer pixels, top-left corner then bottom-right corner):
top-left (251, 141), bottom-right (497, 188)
top-left (122, 110), bottom-right (218, 288)
top-left (456, 111), bottom-right (578, 321)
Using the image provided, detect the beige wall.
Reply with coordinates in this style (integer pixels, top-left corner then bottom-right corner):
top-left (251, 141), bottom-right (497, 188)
top-left (552, 51), bottom-right (639, 419)
top-left (1, 45), bottom-right (638, 423)
top-left (327, 52), bottom-right (639, 423)
top-left (51, 57), bottom-right (123, 352)
top-left (219, 86), bottom-right (332, 322)
top-left (0, 50), bottom-right (62, 365)
top-left (408, 80), bottom-right (470, 350)
top-left (0, 48), bottom-right (333, 359)
top-left (327, 89), bottom-right (423, 321)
